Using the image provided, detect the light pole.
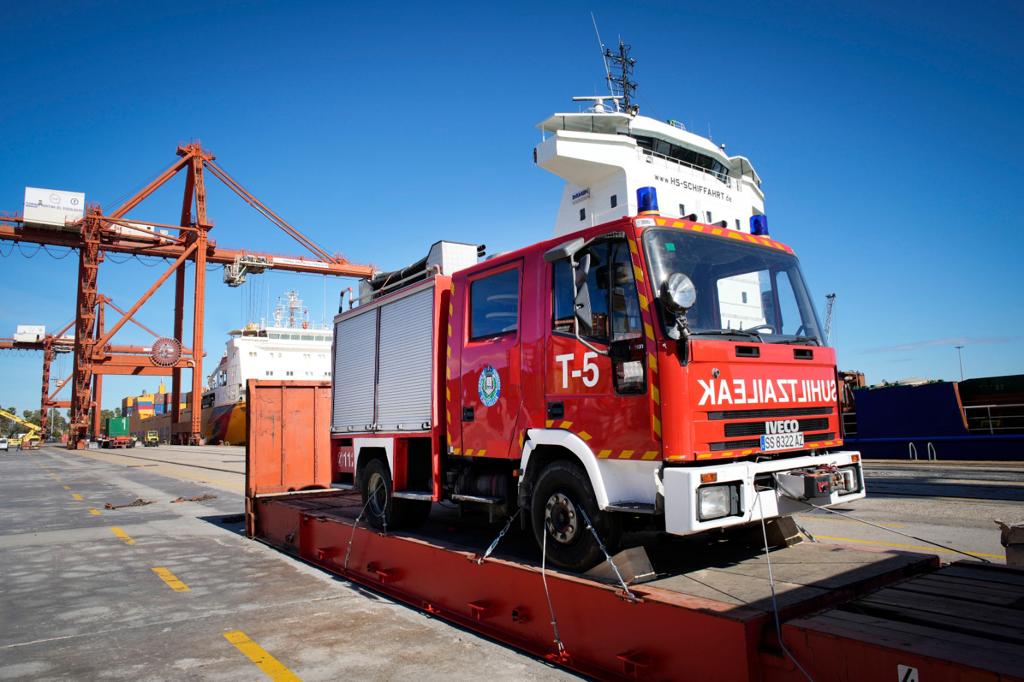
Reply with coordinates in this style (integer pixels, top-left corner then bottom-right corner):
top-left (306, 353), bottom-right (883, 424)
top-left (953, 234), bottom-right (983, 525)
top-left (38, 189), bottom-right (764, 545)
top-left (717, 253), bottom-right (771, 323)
top-left (954, 345), bottom-right (965, 381)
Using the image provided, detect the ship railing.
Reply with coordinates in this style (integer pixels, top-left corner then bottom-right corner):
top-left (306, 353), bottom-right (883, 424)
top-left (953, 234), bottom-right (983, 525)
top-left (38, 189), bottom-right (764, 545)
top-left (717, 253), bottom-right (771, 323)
top-left (963, 402), bottom-right (1024, 435)
top-left (637, 148), bottom-right (733, 187)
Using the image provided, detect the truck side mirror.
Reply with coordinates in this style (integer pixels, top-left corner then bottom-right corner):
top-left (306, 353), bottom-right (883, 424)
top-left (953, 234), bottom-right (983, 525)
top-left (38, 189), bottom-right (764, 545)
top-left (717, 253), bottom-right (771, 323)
top-left (573, 252), bottom-right (593, 331)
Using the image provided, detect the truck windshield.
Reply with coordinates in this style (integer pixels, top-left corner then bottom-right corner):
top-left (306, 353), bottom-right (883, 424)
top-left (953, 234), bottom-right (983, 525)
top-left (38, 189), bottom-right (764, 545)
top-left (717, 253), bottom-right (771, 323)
top-left (642, 229), bottom-right (823, 344)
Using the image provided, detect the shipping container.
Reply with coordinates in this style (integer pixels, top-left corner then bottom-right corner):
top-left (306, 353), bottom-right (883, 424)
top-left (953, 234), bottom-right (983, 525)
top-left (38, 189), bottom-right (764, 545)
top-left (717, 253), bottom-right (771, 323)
top-left (104, 417), bottom-right (130, 438)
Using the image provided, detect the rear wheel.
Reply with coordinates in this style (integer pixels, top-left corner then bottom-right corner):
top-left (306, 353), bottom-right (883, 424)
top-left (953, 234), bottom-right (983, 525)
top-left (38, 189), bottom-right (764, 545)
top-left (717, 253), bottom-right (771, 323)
top-left (358, 458), bottom-right (431, 530)
top-left (530, 460), bottom-right (621, 572)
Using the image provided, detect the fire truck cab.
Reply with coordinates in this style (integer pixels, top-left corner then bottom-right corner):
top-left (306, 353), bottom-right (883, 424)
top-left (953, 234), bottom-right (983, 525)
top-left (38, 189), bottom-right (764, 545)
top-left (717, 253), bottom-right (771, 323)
top-left (331, 213), bottom-right (864, 570)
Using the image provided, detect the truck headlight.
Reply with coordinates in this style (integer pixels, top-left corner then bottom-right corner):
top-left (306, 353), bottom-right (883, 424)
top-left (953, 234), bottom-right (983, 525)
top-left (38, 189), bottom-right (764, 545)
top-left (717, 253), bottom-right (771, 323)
top-left (698, 483), bottom-right (740, 521)
top-left (837, 465), bottom-right (861, 494)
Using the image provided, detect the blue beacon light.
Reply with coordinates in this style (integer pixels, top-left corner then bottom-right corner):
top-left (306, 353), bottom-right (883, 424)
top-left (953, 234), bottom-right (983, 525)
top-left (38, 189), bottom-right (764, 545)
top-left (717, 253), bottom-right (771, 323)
top-left (750, 214), bottom-right (769, 236)
top-left (637, 186), bottom-right (659, 215)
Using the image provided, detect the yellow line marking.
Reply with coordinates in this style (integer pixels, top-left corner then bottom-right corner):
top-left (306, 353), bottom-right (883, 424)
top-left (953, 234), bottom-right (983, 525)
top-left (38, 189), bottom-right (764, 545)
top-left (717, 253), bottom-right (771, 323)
top-left (111, 527), bottom-right (135, 545)
top-left (223, 630), bottom-right (301, 682)
top-left (89, 508), bottom-right (101, 516)
top-left (813, 534), bottom-right (1003, 560)
top-left (152, 567), bottom-right (190, 592)
top-left (72, 493), bottom-right (83, 501)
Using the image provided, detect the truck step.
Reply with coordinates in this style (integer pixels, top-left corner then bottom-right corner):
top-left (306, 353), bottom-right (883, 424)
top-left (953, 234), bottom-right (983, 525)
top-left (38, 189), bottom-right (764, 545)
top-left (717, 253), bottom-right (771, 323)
top-left (451, 493), bottom-right (504, 505)
top-left (330, 483), bottom-right (355, 491)
top-left (393, 491), bottom-right (433, 501)
top-left (604, 502), bottom-right (657, 514)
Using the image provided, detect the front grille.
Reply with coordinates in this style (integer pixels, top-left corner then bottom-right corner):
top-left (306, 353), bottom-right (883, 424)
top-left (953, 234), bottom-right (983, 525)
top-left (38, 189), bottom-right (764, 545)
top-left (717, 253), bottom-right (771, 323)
top-left (724, 417), bottom-right (830, 437)
top-left (710, 439), bottom-right (760, 451)
top-left (708, 407), bottom-right (833, 420)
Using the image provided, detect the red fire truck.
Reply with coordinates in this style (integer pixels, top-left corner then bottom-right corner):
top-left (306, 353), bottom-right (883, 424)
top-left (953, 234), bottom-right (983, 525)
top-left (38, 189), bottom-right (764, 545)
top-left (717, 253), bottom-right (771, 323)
top-left (330, 205), bottom-right (864, 570)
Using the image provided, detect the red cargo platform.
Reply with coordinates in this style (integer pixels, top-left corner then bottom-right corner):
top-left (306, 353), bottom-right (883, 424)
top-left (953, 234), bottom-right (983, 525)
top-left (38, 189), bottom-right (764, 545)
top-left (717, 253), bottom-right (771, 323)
top-left (245, 380), bottom-right (1024, 681)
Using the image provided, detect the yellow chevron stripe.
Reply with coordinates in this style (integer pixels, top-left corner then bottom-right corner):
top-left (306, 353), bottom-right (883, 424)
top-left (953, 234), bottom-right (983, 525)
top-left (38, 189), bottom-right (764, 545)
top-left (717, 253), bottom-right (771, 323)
top-left (477, 449), bottom-right (486, 456)
top-left (446, 387), bottom-right (450, 400)
top-left (638, 293), bottom-right (649, 311)
top-left (628, 240), bottom-right (638, 254)
top-left (446, 345), bottom-right (451, 358)
top-left (633, 265), bottom-right (644, 282)
top-left (559, 420), bottom-right (573, 429)
top-left (644, 322), bottom-right (654, 341)
top-left (641, 451), bottom-right (659, 460)
top-left (545, 420), bottom-right (554, 428)
top-left (648, 354), bottom-right (658, 372)
top-left (446, 366), bottom-right (451, 379)
top-left (452, 447), bottom-right (461, 455)
top-left (578, 431), bottom-right (592, 441)
top-left (618, 450), bottom-right (635, 460)
top-left (598, 449), bottom-right (613, 459)
top-left (652, 416), bottom-right (661, 437)
top-left (465, 449), bottom-right (474, 456)
top-left (697, 453), bottom-right (712, 460)
top-left (651, 385), bottom-right (660, 405)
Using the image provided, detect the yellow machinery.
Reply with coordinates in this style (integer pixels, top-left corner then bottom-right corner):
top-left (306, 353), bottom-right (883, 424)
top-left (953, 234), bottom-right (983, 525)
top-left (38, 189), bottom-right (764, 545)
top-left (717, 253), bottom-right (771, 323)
top-left (0, 408), bottom-right (43, 443)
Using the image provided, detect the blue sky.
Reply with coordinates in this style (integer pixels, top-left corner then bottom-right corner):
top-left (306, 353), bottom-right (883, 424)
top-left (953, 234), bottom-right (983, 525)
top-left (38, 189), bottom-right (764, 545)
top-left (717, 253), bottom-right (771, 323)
top-left (1, 0), bottom-right (1022, 413)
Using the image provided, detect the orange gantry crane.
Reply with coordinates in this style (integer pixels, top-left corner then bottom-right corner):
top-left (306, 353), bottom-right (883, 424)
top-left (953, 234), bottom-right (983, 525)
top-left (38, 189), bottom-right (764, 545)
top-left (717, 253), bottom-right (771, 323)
top-left (0, 143), bottom-right (373, 447)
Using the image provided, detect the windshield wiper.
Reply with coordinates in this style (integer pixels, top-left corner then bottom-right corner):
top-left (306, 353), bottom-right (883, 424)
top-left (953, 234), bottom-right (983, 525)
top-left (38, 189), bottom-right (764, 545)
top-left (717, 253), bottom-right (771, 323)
top-left (692, 328), bottom-right (764, 341)
top-left (769, 336), bottom-right (821, 346)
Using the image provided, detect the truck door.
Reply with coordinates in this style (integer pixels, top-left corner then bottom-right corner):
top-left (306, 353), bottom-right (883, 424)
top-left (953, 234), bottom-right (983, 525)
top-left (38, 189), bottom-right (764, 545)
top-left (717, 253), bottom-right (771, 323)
top-left (546, 237), bottom-right (659, 461)
top-left (458, 261), bottom-right (522, 458)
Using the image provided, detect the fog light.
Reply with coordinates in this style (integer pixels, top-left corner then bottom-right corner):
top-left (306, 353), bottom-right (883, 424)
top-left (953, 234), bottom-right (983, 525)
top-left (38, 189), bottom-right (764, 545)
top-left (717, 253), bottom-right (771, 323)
top-left (698, 483), bottom-right (737, 521)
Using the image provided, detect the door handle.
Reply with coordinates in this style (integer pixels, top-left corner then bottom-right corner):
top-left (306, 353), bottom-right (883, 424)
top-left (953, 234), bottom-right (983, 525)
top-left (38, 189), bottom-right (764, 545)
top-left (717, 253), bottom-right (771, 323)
top-left (462, 406), bottom-right (475, 422)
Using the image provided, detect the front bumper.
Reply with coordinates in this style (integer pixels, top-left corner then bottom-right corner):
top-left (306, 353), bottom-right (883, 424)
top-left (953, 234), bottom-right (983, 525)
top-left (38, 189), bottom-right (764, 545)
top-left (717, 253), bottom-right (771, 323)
top-left (661, 450), bottom-right (865, 535)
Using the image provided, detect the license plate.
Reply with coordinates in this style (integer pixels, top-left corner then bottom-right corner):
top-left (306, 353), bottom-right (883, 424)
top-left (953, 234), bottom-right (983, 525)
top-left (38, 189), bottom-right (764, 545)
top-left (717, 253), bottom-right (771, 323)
top-left (760, 432), bottom-right (805, 452)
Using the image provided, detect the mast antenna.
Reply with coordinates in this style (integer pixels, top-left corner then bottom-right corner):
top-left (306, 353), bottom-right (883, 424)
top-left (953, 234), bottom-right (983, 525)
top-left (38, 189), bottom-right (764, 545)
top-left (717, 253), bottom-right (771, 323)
top-left (604, 37), bottom-right (638, 111)
top-left (591, 14), bottom-right (615, 104)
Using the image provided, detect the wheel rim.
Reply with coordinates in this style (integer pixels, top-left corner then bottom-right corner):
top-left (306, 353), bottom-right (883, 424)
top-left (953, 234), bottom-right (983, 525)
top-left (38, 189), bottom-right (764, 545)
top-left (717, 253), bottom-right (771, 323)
top-left (367, 472), bottom-right (388, 517)
top-left (544, 492), bottom-right (580, 544)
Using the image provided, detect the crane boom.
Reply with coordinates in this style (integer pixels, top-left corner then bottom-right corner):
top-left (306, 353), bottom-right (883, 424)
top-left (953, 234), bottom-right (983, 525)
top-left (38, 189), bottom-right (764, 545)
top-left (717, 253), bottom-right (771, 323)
top-left (0, 408), bottom-right (43, 437)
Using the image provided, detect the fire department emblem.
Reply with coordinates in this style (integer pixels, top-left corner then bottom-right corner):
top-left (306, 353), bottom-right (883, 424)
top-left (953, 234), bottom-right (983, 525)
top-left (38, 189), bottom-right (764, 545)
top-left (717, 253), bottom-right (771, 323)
top-left (478, 365), bottom-right (501, 407)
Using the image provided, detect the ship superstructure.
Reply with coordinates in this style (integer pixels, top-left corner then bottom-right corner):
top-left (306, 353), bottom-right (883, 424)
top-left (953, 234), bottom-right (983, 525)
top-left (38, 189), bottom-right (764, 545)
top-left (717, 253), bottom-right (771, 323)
top-left (535, 41), bottom-right (765, 237)
top-left (204, 291), bottom-right (332, 410)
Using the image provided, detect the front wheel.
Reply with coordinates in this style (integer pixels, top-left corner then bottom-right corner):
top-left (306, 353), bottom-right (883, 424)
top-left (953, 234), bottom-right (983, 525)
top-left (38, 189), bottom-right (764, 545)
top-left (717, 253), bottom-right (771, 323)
top-left (530, 461), bottom-right (621, 572)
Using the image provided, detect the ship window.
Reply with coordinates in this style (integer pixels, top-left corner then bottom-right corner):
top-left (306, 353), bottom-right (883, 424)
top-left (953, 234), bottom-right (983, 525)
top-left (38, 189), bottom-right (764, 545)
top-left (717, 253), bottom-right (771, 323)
top-left (705, 211), bottom-right (713, 224)
top-left (286, 371), bottom-right (293, 377)
top-left (742, 292), bottom-right (748, 304)
top-left (735, 219), bottom-right (741, 230)
top-left (679, 204), bottom-right (686, 216)
top-left (266, 371), bottom-right (273, 376)
top-left (610, 194), bottom-right (617, 208)
top-left (470, 267), bottom-right (520, 339)
top-left (579, 208), bottom-right (586, 221)
top-left (630, 135), bottom-right (731, 183)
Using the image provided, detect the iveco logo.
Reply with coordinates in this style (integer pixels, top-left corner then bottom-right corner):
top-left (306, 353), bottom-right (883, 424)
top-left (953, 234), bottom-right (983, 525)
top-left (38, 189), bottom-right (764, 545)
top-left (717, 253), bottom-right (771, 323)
top-left (765, 419), bottom-right (800, 435)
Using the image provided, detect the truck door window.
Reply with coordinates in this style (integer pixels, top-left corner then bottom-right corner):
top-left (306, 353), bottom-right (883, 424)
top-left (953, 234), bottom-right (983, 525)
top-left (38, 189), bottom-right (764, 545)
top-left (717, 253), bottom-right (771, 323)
top-left (552, 239), bottom-right (645, 393)
top-left (470, 267), bottom-right (519, 339)
top-left (552, 242), bottom-right (610, 340)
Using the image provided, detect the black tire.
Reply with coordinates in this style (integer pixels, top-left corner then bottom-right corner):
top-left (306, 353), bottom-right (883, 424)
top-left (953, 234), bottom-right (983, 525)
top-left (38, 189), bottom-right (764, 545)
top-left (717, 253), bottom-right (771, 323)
top-left (357, 458), bottom-right (432, 531)
top-left (530, 460), bottom-right (621, 572)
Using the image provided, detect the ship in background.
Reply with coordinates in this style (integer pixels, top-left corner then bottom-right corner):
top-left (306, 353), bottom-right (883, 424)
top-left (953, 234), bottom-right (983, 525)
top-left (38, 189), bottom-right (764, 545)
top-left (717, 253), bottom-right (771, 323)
top-left (840, 372), bottom-right (1024, 460)
top-left (124, 291), bottom-right (332, 444)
